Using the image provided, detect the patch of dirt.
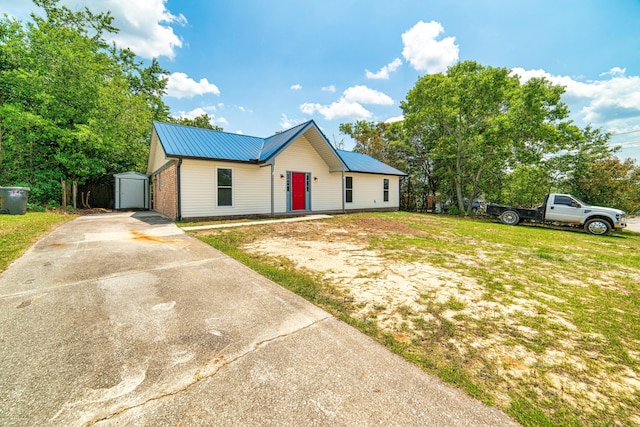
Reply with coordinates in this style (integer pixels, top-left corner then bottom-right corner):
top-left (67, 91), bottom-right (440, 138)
top-left (235, 215), bottom-right (639, 420)
top-left (245, 237), bottom-right (480, 331)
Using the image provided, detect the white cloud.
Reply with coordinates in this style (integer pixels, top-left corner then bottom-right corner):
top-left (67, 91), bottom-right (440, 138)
top-left (322, 85), bottom-right (336, 93)
top-left (401, 20), bottom-right (459, 74)
top-left (600, 67), bottom-right (626, 77)
top-left (510, 67), bottom-right (640, 132)
top-left (291, 84), bottom-right (302, 90)
top-left (280, 114), bottom-right (303, 129)
top-left (174, 106), bottom-right (226, 128)
top-left (177, 106), bottom-right (216, 118)
top-left (299, 85), bottom-right (394, 121)
top-left (164, 72), bottom-right (220, 98)
top-left (366, 58), bottom-right (403, 80)
top-left (300, 99), bottom-right (372, 121)
top-left (343, 85), bottom-right (394, 105)
top-left (101, 0), bottom-right (186, 59)
top-left (1, 0), bottom-right (186, 59)
top-left (385, 115), bottom-right (404, 123)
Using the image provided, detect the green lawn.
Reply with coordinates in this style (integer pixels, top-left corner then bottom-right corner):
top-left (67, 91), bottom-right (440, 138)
top-left (190, 212), bottom-right (640, 427)
top-left (0, 212), bottom-right (77, 272)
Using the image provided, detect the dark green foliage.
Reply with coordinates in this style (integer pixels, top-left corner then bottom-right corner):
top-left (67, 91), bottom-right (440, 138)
top-left (0, 0), bottom-right (169, 205)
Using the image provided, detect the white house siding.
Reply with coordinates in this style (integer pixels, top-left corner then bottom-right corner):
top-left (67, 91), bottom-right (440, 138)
top-left (180, 159), bottom-right (271, 218)
top-left (272, 136), bottom-right (343, 213)
top-left (345, 173), bottom-right (400, 211)
top-left (146, 133), bottom-right (169, 175)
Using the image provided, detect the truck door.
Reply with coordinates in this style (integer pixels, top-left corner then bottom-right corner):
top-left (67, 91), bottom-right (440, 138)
top-left (545, 195), bottom-right (582, 223)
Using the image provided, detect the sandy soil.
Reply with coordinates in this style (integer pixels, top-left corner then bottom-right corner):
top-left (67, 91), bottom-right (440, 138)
top-left (236, 216), bottom-right (640, 417)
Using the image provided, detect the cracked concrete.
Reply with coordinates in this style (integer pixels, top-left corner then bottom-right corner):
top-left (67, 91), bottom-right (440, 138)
top-left (0, 211), bottom-right (518, 426)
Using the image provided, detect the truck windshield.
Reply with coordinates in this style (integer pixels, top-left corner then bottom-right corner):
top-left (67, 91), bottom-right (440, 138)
top-left (573, 196), bottom-right (589, 207)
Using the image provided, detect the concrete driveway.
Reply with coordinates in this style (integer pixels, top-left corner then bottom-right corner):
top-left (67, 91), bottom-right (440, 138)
top-left (0, 212), bottom-right (518, 426)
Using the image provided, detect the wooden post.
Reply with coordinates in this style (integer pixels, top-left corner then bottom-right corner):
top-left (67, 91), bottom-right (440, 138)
top-left (61, 180), bottom-right (66, 208)
top-left (72, 181), bottom-right (77, 209)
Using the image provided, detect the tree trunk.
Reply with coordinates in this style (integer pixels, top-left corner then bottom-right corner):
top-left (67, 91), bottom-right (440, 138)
top-left (72, 181), bottom-right (77, 209)
top-left (61, 180), bottom-right (67, 207)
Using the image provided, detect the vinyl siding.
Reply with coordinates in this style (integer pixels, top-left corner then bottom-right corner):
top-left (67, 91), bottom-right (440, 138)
top-left (345, 173), bottom-right (400, 210)
top-left (273, 135), bottom-right (343, 213)
top-left (147, 131), bottom-right (170, 175)
top-left (180, 159), bottom-right (271, 218)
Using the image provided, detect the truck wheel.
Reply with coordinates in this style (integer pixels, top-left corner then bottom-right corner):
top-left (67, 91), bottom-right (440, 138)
top-left (585, 219), bottom-right (611, 236)
top-left (500, 210), bottom-right (520, 225)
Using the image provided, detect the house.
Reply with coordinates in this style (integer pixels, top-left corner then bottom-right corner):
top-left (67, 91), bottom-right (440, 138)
top-left (146, 120), bottom-right (406, 220)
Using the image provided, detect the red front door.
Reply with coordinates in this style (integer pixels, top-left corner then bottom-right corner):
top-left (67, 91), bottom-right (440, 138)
top-left (291, 172), bottom-right (306, 210)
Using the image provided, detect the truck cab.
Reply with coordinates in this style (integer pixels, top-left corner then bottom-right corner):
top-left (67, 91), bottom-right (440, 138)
top-left (544, 194), bottom-right (587, 223)
top-left (543, 194), bottom-right (627, 234)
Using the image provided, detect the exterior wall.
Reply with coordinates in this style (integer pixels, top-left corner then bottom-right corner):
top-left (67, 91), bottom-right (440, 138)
top-left (152, 162), bottom-right (178, 220)
top-left (146, 132), bottom-right (168, 175)
top-left (273, 135), bottom-right (343, 214)
top-left (180, 159), bottom-right (271, 219)
top-left (344, 173), bottom-right (400, 211)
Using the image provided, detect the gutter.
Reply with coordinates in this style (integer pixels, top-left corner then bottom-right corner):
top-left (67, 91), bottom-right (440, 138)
top-left (176, 158), bottom-right (182, 221)
top-left (342, 169), bottom-right (345, 213)
top-left (270, 162), bottom-right (275, 217)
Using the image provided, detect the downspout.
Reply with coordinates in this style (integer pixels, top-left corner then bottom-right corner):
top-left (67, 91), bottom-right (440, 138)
top-left (270, 162), bottom-right (275, 217)
top-left (176, 158), bottom-right (182, 221)
top-left (342, 169), bottom-right (345, 213)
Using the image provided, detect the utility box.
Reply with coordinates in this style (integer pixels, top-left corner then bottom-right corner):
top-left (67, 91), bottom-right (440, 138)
top-left (114, 172), bottom-right (149, 210)
top-left (0, 187), bottom-right (30, 215)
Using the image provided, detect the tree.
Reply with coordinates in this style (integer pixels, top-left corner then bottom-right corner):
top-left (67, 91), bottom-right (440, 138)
top-left (0, 0), bottom-right (170, 206)
top-left (567, 157), bottom-right (640, 214)
top-left (401, 61), bottom-right (576, 214)
top-left (166, 113), bottom-right (223, 130)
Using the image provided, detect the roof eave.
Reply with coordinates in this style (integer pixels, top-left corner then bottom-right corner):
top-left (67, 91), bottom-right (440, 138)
top-left (165, 154), bottom-right (264, 165)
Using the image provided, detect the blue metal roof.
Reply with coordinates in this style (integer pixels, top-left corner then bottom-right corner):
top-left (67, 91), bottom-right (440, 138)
top-left (154, 122), bottom-right (263, 161)
top-left (338, 150), bottom-right (406, 176)
top-left (260, 121), bottom-right (311, 161)
top-left (153, 120), bottom-right (405, 176)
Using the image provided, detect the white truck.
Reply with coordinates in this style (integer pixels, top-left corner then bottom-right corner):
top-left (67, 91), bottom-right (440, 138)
top-left (485, 193), bottom-right (627, 235)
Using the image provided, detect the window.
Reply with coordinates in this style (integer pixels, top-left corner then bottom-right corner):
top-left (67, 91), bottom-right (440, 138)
top-left (217, 168), bottom-right (232, 206)
top-left (554, 195), bottom-right (573, 206)
top-left (345, 176), bottom-right (353, 203)
top-left (383, 179), bottom-right (389, 202)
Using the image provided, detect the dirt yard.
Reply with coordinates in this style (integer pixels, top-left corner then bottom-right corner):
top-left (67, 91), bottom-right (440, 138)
top-left (193, 213), bottom-right (640, 425)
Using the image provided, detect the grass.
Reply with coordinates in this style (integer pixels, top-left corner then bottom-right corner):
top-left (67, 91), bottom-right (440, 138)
top-left (191, 212), bottom-right (640, 427)
top-left (0, 211), bottom-right (77, 272)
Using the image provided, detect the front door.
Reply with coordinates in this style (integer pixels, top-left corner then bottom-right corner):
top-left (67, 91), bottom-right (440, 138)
top-left (291, 172), bottom-right (306, 210)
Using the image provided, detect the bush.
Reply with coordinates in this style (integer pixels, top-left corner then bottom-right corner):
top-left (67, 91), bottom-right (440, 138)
top-left (27, 203), bottom-right (46, 212)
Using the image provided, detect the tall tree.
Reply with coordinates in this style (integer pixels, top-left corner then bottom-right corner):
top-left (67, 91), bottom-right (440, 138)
top-left (401, 61), bottom-right (576, 213)
top-left (0, 0), bottom-right (170, 205)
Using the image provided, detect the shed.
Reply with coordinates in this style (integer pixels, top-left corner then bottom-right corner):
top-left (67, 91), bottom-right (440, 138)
top-left (114, 172), bottom-right (149, 210)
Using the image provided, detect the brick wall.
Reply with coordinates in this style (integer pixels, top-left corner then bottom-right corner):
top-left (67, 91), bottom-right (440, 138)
top-left (151, 162), bottom-right (178, 220)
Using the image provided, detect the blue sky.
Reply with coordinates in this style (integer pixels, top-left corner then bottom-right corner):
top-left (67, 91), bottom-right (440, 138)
top-left (3, 0), bottom-right (640, 161)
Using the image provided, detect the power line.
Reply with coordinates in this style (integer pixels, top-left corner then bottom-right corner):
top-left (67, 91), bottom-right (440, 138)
top-left (610, 130), bottom-right (640, 137)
